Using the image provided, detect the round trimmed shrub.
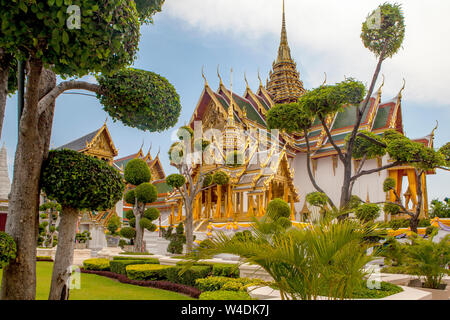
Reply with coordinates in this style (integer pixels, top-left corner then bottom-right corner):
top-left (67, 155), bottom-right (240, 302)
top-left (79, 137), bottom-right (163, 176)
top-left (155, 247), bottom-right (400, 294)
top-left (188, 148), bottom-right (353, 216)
top-left (98, 69), bottom-right (181, 132)
top-left (166, 174), bottom-right (186, 189)
top-left (355, 203), bottom-right (381, 222)
top-left (361, 3), bottom-right (405, 58)
top-left (139, 217), bottom-right (156, 231)
top-left (306, 192), bottom-right (328, 208)
top-left (120, 227), bottom-right (136, 240)
top-left (41, 149), bottom-right (125, 211)
top-left (266, 198), bottom-right (291, 220)
top-left (125, 209), bottom-right (135, 220)
top-left (124, 159), bottom-right (151, 186)
top-left (202, 173), bottom-right (213, 188)
top-left (0, 232), bottom-right (17, 269)
top-left (135, 183), bottom-right (158, 204)
top-left (144, 207), bottom-right (160, 221)
top-left (383, 178), bottom-right (396, 192)
top-left (129, 218), bottom-right (136, 228)
top-left (276, 216), bottom-right (292, 229)
top-left (168, 142), bottom-right (184, 163)
top-left (213, 171), bottom-right (229, 186)
top-left (124, 190), bottom-right (136, 205)
top-left (384, 202), bottom-right (401, 215)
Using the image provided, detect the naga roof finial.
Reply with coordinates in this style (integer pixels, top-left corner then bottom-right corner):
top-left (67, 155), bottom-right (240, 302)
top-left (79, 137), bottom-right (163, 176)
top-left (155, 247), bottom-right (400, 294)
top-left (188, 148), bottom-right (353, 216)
top-left (201, 65), bottom-right (208, 87)
top-left (217, 65), bottom-right (223, 86)
top-left (244, 72), bottom-right (249, 90)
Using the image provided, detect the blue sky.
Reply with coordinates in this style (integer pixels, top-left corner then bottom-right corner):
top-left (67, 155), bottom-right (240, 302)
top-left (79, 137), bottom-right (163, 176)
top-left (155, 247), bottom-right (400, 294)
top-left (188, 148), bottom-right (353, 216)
top-left (1, 0), bottom-right (449, 202)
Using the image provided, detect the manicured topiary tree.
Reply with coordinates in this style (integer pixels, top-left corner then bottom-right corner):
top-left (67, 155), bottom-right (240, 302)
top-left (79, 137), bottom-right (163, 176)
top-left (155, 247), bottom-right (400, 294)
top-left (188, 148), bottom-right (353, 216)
top-left (41, 149), bottom-right (125, 300)
top-left (380, 130), bottom-right (448, 233)
top-left (164, 223), bottom-right (186, 254)
top-left (38, 202), bottom-right (61, 248)
top-left (120, 227), bottom-right (136, 246)
top-left (167, 126), bottom-right (217, 253)
top-left (123, 159), bottom-right (159, 252)
top-left (0, 1), bottom-right (179, 300)
top-left (355, 203), bottom-right (381, 223)
top-left (267, 3), bottom-right (406, 211)
top-left (0, 232), bottom-right (16, 269)
top-left (264, 198), bottom-right (292, 230)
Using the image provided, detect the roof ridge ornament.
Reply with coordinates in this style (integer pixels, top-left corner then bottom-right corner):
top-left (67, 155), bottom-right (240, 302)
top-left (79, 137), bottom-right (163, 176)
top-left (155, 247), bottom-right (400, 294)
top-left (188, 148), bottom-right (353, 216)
top-left (257, 68), bottom-right (263, 88)
top-left (321, 72), bottom-right (327, 86)
top-left (398, 78), bottom-right (406, 99)
top-left (201, 65), bottom-right (208, 87)
top-left (244, 72), bottom-right (250, 90)
top-left (217, 65), bottom-right (223, 86)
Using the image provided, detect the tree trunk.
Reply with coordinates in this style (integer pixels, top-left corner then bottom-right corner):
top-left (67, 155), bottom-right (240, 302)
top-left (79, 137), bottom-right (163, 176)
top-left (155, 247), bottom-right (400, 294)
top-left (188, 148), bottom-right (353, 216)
top-left (185, 198), bottom-right (194, 253)
top-left (134, 202), bottom-right (145, 253)
top-left (409, 170), bottom-right (424, 234)
top-left (339, 158), bottom-right (352, 210)
top-left (0, 58), bottom-right (44, 300)
top-left (48, 206), bottom-right (78, 300)
top-left (0, 49), bottom-right (12, 141)
top-left (0, 64), bottom-right (55, 300)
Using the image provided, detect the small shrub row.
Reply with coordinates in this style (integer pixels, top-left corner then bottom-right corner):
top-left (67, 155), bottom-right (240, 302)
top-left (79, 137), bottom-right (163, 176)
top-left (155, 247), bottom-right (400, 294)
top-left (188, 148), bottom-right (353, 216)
top-left (110, 259), bottom-right (159, 275)
top-left (166, 265), bottom-right (211, 287)
top-left (83, 258), bottom-right (110, 271)
top-left (80, 269), bottom-right (201, 298)
top-left (175, 261), bottom-right (240, 278)
top-left (113, 256), bottom-right (159, 263)
top-left (126, 264), bottom-right (174, 281)
top-left (119, 252), bottom-right (153, 255)
top-left (195, 276), bottom-right (265, 292)
top-left (199, 290), bottom-right (252, 300)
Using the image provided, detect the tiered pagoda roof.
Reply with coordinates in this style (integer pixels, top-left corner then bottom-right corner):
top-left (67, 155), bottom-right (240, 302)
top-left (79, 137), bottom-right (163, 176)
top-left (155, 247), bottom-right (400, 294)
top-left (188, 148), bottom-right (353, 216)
top-left (266, 0), bottom-right (306, 104)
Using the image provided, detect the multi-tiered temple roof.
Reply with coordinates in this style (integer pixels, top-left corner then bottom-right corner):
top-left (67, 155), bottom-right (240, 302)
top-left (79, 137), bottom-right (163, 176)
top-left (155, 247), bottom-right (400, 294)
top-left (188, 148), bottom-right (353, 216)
top-left (266, 0), bottom-right (306, 104)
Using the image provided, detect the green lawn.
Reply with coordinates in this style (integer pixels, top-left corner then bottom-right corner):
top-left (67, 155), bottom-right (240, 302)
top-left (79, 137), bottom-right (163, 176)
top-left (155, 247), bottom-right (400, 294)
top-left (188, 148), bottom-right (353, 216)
top-left (0, 262), bottom-right (194, 300)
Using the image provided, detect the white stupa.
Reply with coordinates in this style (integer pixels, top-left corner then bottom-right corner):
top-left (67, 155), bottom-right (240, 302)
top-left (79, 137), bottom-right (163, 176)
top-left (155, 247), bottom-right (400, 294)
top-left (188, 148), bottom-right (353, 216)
top-left (0, 143), bottom-right (10, 200)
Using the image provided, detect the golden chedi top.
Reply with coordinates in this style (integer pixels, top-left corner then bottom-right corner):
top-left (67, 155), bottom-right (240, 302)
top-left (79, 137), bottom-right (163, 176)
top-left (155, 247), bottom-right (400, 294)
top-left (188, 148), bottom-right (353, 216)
top-left (267, 0), bottom-right (306, 104)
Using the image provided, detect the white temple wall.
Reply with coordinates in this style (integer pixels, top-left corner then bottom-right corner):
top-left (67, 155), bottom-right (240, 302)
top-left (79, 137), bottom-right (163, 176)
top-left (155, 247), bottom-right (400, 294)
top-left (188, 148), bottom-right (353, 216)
top-left (292, 153), bottom-right (390, 221)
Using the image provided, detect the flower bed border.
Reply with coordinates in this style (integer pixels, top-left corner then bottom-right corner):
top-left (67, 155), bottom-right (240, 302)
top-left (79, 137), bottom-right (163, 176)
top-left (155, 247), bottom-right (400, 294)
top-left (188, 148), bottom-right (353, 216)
top-left (80, 268), bottom-right (201, 299)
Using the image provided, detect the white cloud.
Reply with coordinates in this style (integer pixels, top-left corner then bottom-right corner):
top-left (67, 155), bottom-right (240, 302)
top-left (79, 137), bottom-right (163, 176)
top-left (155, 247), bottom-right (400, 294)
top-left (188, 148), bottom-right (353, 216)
top-left (165, 0), bottom-right (450, 105)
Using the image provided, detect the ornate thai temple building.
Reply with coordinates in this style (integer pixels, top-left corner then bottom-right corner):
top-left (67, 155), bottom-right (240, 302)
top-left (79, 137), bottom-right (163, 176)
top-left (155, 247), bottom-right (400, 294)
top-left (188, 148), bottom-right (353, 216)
top-left (172, 0), bottom-right (434, 227)
top-left (54, 122), bottom-right (174, 247)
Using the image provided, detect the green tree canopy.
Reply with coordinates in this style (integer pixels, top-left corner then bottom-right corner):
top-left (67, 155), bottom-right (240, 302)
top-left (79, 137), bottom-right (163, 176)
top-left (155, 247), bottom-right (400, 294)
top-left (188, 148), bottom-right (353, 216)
top-left (97, 68), bottom-right (181, 132)
top-left (41, 149), bottom-right (125, 210)
top-left (361, 3), bottom-right (405, 58)
top-left (166, 174), bottom-right (186, 189)
top-left (0, 0), bottom-right (140, 77)
top-left (267, 102), bottom-right (313, 133)
top-left (134, 183), bottom-right (158, 204)
top-left (124, 158), bottom-right (151, 186)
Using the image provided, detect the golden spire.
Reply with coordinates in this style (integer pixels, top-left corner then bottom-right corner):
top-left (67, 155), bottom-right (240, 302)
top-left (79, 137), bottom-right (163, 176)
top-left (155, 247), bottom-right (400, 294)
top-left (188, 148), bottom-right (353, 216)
top-left (201, 65), bottom-right (209, 87)
top-left (277, 0), bottom-right (292, 63)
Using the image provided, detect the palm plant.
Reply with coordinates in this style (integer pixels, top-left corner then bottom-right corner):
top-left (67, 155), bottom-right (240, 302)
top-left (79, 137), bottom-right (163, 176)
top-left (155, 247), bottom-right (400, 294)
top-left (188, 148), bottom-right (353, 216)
top-left (406, 235), bottom-right (450, 289)
top-left (196, 214), bottom-right (383, 300)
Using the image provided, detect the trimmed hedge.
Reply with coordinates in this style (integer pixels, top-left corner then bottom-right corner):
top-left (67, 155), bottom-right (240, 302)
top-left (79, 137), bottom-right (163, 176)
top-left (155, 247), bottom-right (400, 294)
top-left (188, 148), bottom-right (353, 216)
top-left (83, 258), bottom-right (110, 271)
top-left (199, 290), bottom-right (252, 300)
top-left (113, 256), bottom-right (159, 263)
top-left (110, 259), bottom-right (160, 275)
top-left (195, 276), bottom-right (265, 292)
top-left (80, 269), bottom-right (201, 298)
top-left (166, 265), bottom-right (211, 287)
top-left (212, 263), bottom-right (240, 278)
top-left (126, 264), bottom-right (174, 281)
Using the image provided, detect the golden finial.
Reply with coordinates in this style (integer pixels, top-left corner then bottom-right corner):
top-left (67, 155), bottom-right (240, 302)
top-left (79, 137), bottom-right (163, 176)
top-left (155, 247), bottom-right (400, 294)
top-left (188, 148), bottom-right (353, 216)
top-left (217, 65), bottom-right (223, 86)
top-left (399, 78), bottom-right (406, 98)
top-left (156, 146), bottom-right (161, 158)
top-left (139, 139), bottom-right (144, 154)
top-left (244, 72), bottom-right (249, 89)
top-left (257, 68), bottom-right (263, 87)
top-left (201, 65), bottom-right (208, 87)
top-left (431, 120), bottom-right (438, 137)
top-left (104, 117), bottom-right (108, 126)
top-left (321, 72), bottom-right (327, 86)
top-left (147, 142), bottom-right (152, 156)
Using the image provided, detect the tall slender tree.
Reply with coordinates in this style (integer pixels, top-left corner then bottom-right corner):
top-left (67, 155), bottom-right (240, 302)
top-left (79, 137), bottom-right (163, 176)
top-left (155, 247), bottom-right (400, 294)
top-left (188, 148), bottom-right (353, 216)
top-left (268, 3), bottom-right (406, 210)
top-left (40, 149), bottom-right (125, 300)
top-left (0, 1), bottom-right (180, 300)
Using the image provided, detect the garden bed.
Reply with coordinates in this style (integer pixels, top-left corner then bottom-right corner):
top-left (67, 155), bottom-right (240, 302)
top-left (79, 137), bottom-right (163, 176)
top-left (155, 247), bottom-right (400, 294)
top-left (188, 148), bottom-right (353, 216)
top-left (80, 269), bottom-right (201, 298)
